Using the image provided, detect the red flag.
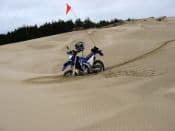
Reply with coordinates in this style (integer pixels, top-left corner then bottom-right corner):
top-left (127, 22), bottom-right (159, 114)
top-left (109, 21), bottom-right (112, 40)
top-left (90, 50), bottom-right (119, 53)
top-left (66, 3), bottom-right (71, 15)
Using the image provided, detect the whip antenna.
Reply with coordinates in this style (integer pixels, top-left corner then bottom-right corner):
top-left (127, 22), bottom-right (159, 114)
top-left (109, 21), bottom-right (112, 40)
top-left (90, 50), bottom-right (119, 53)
top-left (66, 3), bottom-right (96, 47)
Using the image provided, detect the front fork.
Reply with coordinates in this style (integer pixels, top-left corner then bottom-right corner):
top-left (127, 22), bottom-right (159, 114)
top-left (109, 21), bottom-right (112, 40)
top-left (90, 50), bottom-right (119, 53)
top-left (72, 57), bottom-right (78, 76)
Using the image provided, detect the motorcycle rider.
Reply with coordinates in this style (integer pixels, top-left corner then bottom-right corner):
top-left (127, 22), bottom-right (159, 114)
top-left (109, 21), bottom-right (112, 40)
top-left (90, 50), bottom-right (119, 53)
top-left (74, 41), bottom-right (85, 71)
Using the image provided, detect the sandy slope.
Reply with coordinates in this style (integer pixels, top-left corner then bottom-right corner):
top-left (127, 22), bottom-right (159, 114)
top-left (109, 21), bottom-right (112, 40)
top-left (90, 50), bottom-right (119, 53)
top-left (0, 17), bottom-right (175, 131)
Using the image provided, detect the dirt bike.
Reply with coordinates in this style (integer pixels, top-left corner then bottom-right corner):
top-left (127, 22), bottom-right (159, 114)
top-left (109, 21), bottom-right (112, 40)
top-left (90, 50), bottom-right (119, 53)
top-left (62, 45), bottom-right (104, 77)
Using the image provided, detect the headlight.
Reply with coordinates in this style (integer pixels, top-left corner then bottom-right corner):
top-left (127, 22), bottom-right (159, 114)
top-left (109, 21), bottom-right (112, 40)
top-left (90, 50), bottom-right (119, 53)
top-left (68, 54), bottom-right (73, 60)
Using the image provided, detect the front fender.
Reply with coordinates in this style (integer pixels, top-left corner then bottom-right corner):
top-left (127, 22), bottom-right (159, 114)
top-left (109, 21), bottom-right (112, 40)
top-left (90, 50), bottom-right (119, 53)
top-left (62, 61), bottom-right (73, 71)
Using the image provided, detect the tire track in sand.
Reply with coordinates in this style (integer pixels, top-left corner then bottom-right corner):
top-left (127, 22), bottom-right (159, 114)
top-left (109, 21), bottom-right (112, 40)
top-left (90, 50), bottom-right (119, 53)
top-left (24, 39), bottom-right (175, 84)
top-left (106, 39), bottom-right (175, 71)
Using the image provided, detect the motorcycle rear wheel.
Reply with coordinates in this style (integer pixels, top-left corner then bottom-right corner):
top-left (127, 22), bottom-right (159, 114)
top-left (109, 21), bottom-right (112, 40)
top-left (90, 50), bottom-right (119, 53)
top-left (92, 60), bottom-right (105, 73)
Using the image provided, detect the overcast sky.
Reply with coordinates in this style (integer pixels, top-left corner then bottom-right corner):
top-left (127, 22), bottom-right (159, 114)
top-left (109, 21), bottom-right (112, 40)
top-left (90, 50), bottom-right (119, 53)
top-left (0, 0), bottom-right (175, 34)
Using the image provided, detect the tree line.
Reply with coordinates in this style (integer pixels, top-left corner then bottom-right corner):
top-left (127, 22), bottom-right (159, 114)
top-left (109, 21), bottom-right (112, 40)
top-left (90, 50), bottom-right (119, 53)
top-left (0, 18), bottom-right (123, 45)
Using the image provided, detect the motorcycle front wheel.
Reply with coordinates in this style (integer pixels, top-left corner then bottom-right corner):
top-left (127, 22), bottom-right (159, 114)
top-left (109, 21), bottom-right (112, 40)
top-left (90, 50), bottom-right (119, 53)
top-left (63, 70), bottom-right (78, 77)
top-left (64, 70), bottom-right (74, 77)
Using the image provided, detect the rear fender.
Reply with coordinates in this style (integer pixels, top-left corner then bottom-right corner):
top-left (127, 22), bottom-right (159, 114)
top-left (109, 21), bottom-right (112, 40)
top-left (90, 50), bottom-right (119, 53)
top-left (87, 55), bottom-right (95, 66)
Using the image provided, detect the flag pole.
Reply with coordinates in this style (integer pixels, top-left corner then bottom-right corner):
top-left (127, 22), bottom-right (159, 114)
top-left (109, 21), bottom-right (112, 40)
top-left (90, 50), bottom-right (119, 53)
top-left (66, 3), bottom-right (96, 47)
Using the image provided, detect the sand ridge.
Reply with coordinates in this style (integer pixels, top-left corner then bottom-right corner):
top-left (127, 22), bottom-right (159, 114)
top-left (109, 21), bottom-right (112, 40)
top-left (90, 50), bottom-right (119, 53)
top-left (1, 17), bottom-right (175, 130)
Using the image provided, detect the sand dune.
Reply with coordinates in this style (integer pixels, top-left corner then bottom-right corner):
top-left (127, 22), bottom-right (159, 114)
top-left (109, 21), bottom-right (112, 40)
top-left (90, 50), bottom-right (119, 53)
top-left (1, 17), bottom-right (175, 131)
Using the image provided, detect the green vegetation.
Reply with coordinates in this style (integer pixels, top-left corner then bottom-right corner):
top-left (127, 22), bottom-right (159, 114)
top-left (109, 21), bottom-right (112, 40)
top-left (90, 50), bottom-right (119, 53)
top-left (0, 18), bottom-right (124, 45)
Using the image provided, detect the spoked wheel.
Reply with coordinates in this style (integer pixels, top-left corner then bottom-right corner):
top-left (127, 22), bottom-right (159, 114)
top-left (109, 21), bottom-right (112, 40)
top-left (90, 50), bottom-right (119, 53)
top-left (92, 60), bottom-right (105, 73)
top-left (63, 70), bottom-right (75, 77)
top-left (64, 70), bottom-right (72, 77)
